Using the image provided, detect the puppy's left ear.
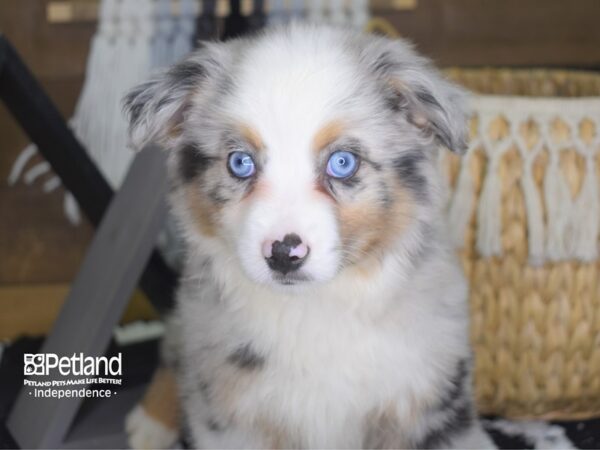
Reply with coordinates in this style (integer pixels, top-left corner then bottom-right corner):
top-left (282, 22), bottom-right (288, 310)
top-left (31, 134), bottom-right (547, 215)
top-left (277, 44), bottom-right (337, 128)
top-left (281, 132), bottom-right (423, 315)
top-left (363, 37), bottom-right (470, 153)
top-left (123, 59), bottom-right (205, 150)
top-left (123, 43), bottom-right (229, 150)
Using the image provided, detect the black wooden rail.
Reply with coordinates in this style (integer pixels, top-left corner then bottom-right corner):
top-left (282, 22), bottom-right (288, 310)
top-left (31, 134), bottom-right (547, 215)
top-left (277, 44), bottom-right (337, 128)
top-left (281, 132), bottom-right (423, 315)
top-left (0, 35), bottom-right (176, 314)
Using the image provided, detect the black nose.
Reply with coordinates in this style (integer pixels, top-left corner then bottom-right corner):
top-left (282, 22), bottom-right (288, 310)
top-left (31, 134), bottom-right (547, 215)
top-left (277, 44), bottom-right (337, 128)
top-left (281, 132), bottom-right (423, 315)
top-left (266, 233), bottom-right (309, 275)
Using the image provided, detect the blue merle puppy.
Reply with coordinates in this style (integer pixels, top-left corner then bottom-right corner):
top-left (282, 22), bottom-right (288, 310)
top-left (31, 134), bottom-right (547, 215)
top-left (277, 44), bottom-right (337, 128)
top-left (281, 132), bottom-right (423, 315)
top-left (123, 24), bottom-right (495, 449)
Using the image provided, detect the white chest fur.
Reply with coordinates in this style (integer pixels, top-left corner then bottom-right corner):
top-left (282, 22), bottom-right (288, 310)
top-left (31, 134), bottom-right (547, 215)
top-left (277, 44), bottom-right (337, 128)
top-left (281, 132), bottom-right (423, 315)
top-left (175, 249), bottom-right (470, 448)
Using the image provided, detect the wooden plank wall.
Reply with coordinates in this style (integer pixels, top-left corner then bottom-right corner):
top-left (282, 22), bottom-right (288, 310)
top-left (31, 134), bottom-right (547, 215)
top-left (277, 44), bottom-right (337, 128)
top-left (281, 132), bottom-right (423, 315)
top-left (378, 0), bottom-right (600, 68)
top-left (1, 0), bottom-right (598, 339)
top-left (0, 1), bottom-right (94, 288)
top-left (1, 0), bottom-right (93, 340)
top-left (0, 1), bottom-right (157, 340)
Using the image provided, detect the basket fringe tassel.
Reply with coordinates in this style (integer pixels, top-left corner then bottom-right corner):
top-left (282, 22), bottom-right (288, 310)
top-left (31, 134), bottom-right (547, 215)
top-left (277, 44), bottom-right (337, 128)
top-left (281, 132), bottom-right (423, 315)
top-left (445, 99), bottom-right (600, 264)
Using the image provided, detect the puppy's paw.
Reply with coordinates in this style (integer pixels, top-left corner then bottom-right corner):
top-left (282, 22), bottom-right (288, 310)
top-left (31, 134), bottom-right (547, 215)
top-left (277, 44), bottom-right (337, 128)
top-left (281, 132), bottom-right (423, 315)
top-left (126, 404), bottom-right (178, 449)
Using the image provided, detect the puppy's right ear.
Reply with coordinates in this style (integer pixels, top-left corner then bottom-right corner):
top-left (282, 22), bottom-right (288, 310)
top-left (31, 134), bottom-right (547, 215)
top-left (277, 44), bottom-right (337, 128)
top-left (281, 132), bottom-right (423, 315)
top-left (123, 47), bottom-right (225, 150)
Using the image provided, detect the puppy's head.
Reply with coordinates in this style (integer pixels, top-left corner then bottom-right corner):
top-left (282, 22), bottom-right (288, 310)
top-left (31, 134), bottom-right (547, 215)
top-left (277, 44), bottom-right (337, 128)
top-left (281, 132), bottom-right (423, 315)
top-left (124, 25), bottom-right (468, 288)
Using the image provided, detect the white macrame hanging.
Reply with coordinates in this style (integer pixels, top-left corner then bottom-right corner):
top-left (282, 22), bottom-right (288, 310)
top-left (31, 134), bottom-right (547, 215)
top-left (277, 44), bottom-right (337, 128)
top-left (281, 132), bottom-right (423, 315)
top-left (8, 0), bottom-right (196, 225)
top-left (172, 0), bottom-right (198, 60)
top-left (268, 0), bottom-right (370, 29)
top-left (306, 0), bottom-right (326, 23)
top-left (268, 0), bottom-right (289, 25)
top-left (443, 97), bottom-right (600, 265)
top-left (152, 0), bottom-right (175, 68)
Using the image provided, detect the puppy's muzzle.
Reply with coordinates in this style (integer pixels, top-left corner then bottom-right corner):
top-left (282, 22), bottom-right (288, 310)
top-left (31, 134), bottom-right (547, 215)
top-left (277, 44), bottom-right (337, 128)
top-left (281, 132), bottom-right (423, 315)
top-left (263, 233), bottom-right (310, 275)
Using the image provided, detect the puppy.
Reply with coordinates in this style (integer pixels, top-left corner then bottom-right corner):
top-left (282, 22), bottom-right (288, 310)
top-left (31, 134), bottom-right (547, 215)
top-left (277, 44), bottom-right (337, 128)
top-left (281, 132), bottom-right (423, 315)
top-left (124, 24), bottom-right (494, 449)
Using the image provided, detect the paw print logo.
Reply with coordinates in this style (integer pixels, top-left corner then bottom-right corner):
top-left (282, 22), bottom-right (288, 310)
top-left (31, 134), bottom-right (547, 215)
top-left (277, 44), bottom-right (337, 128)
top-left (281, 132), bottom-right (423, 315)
top-left (24, 354), bottom-right (45, 376)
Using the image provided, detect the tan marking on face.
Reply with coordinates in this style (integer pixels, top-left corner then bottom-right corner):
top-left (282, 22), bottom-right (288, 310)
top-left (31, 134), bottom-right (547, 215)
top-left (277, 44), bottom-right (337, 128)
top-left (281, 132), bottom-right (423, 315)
top-left (239, 123), bottom-right (264, 151)
top-left (338, 182), bottom-right (413, 269)
top-left (241, 178), bottom-right (269, 203)
top-left (313, 182), bottom-right (336, 202)
top-left (312, 120), bottom-right (345, 153)
top-left (185, 186), bottom-right (220, 237)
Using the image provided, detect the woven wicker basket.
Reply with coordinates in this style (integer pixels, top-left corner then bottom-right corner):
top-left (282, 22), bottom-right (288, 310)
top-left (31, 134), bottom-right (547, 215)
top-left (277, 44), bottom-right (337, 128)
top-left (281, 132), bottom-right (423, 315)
top-left (440, 69), bottom-right (600, 420)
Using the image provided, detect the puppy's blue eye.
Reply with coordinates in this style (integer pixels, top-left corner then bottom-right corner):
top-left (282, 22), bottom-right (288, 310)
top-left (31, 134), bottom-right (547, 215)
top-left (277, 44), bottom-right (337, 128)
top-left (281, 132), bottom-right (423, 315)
top-left (326, 151), bottom-right (359, 179)
top-left (228, 151), bottom-right (256, 178)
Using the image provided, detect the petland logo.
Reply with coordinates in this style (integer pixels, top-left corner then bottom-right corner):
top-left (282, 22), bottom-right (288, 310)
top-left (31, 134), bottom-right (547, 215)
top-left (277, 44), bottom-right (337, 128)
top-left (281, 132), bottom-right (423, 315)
top-left (24, 353), bottom-right (122, 377)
